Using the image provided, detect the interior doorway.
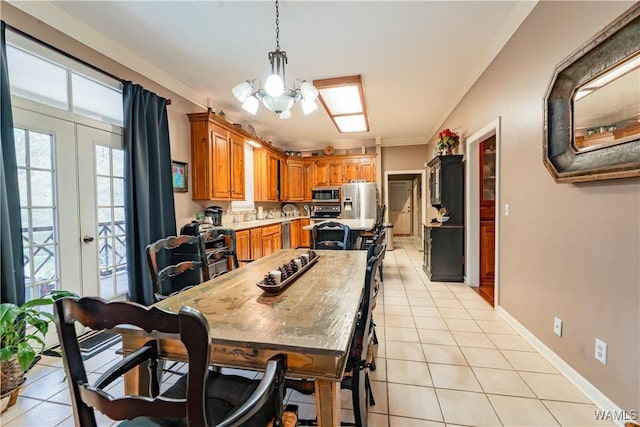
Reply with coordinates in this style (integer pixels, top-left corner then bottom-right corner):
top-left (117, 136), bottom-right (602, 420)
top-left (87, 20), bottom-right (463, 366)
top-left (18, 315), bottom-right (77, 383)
top-left (384, 171), bottom-right (427, 240)
top-left (465, 118), bottom-right (501, 308)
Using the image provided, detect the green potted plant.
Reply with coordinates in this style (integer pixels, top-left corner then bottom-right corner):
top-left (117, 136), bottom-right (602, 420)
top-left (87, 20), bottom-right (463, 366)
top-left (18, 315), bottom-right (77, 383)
top-left (0, 290), bottom-right (76, 411)
top-left (436, 128), bottom-right (461, 155)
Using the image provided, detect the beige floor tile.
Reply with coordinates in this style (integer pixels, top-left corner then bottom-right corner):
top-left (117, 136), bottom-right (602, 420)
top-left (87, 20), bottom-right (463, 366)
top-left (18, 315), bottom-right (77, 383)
top-left (417, 329), bottom-right (457, 346)
top-left (467, 309), bottom-right (502, 320)
top-left (389, 416), bottom-right (445, 426)
top-left (422, 344), bottom-right (468, 366)
top-left (20, 369), bottom-right (69, 400)
top-left (413, 316), bottom-right (448, 330)
top-left (385, 314), bottom-right (415, 328)
top-left (408, 297), bottom-right (436, 307)
top-left (370, 357), bottom-right (387, 381)
top-left (445, 318), bottom-right (482, 332)
top-left (460, 299), bottom-right (493, 310)
top-left (520, 372), bottom-right (591, 403)
top-left (487, 333), bottom-right (535, 351)
top-left (459, 347), bottom-right (512, 369)
top-left (22, 364), bottom-right (58, 386)
top-left (473, 367), bottom-right (536, 397)
top-left (375, 339), bottom-right (386, 358)
top-left (410, 306), bottom-right (441, 318)
top-left (386, 359), bottom-right (433, 387)
top-left (405, 289), bottom-right (431, 298)
top-left (385, 341), bottom-right (426, 362)
top-left (387, 383), bottom-right (442, 421)
top-left (0, 397), bottom-right (42, 424)
top-left (383, 305), bottom-right (413, 316)
top-left (488, 394), bottom-right (560, 426)
top-left (370, 380), bottom-right (389, 414)
top-left (384, 296), bottom-right (409, 306)
top-left (436, 388), bottom-right (501, 426)
top-left (384, 289), bottom-right (408, 297)
top-left (428, 364), bottom-right (482, 392)
top-left (437, 307), bottom-right (472, 319)
top-left (368, 412), bottom-right (391, 427)
top-left (428, 290), bottom-right (456, 299)
top-left (451, 331), bottom-right (496, 348)
top-left (433, 299), bottom-right (464, 309)
top-left (5, 401), bottom-right (74, 427)
top-left (542, 400), bottom-right (617, 426)
top-left (501, 350), bottom-right (558, 373)
top-left (476, 319), bottom-right (517, 335)
top-left (385, 326), bottom-right (420, 343)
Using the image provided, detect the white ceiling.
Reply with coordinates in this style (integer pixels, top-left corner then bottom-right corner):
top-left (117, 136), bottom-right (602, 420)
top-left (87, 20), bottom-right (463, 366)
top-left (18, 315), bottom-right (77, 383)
top-left (11, 1), bottom-right (536, 151)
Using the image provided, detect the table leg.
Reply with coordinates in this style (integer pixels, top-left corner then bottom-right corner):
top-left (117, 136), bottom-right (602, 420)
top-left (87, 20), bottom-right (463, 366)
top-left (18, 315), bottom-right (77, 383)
top-left (314, 379), bottom-right (340, 427)
top-left (121, 335), bottom-right (151, 396)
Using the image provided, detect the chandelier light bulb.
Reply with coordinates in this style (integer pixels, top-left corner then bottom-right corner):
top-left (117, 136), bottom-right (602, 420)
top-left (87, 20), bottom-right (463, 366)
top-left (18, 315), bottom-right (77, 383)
top-left (232, 80), bottom-right (253, 103)
top-left (265, 74), bottom-right (284, 97)
top-left (241, 95), bottom-right (260, 115)
top-left (299, 81), bottom-right (319, 102)
top-left (301, 98), bottom-right (318, 115)
top-left (279, 109), bottom-right (292, 119)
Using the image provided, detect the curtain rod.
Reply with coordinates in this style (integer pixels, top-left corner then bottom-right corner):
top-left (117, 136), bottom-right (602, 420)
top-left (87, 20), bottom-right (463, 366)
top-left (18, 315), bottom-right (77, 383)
top-left (4, 22), bottom-right (171, 105)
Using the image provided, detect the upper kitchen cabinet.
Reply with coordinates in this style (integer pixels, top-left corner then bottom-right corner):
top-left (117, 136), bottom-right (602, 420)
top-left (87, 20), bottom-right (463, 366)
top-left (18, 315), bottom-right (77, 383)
top-left (188, 112), bottom-right (245, 200)
top-left (286, 158), bottom-right (304, 201)
top-left (303, 158), bottom-right (315, 201)
top-left (311, 154), bottom-right (376, 187)
top-left (254, 147), bottom-right (284, 202)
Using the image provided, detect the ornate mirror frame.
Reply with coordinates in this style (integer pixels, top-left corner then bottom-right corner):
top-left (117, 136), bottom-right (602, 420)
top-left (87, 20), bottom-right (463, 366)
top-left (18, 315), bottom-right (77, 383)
top-left (543, 4), bottom-right (640, 183)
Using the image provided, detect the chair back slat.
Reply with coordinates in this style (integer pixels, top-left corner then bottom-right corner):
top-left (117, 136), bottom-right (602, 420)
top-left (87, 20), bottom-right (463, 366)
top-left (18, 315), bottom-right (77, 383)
top-left (312, 221), bottom-right (350, 250)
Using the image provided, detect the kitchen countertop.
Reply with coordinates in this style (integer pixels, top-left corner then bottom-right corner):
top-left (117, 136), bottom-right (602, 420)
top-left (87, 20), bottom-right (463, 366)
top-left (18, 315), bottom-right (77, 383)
top-left (219, 216), bottom-right (309, 231)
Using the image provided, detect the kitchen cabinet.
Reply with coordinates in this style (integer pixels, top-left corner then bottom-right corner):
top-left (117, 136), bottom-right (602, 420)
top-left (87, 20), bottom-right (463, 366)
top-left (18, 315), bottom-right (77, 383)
top-left (343, 159), bottom-right (360, 183)
top-left (260, 224), bottom-right (281, 257)
top-left (423, 225), bottom-right (464, 281)
top-left (314, 160), bottom-right (330, 186)
top-left (424, 155), bottom-right (464, 282)
top-left (329, 161), bottom-right (344, 185)
top-left (286, 159), bottom-right (304, 201)
top-left (235, 229), bottom-right (250, 269)
top-left (249, 228), bottom-right (263, 260)
top-left (254, 148), bottom-right (282, 202)
top-left (290, 219), bottom-right (302, 249)
top-left (300, 218), bottom-right (311, 247)
top-left (188, 112), bottom-right (245, 200)
top-left (360, 158), bottom-right (376, 182)
top-left (479, 136), bottom-right (496, 286)
top-left (303, 159), bottom-right (315, 201)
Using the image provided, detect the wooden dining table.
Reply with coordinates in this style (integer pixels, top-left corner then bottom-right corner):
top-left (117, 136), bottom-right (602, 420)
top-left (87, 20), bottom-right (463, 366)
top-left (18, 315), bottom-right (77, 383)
top-left (118, 248), bottom-right (368, 427)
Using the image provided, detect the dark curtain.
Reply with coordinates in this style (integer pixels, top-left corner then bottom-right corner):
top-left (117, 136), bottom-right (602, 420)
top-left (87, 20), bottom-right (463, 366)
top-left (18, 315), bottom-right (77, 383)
top-left (0, 21), bottom-right (25, 305)
top-left (123, 82), bottom-right (176, 305)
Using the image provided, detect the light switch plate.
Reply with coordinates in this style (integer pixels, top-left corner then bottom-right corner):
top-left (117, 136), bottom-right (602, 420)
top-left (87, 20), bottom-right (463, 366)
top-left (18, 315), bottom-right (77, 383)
top-left (595, 338), bottom-right (607, 364)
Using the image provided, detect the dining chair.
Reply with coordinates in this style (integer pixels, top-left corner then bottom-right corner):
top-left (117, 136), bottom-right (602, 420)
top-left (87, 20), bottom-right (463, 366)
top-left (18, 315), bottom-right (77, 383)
top-left (312, 221), bottom-right (350, 250)
top-left (53, 296), bottom-right (296, 427)
top-left (286, 250), bottom-right (384, 426)
top-left (210, 228), bottom-right (255, 270)
top-left (146, 234), bottom-right (209, 301)
top-left (358, 204), bottom-right (386, 250)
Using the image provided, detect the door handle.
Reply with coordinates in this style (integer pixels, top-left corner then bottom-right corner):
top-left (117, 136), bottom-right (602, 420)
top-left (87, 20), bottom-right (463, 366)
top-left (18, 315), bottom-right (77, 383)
top-left (82, 235), bottom-right (95, 243)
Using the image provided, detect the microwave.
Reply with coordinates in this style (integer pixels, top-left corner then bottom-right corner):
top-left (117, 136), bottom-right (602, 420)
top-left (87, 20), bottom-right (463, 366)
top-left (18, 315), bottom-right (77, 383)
top-left (312, 186), bottom-right (340, 202)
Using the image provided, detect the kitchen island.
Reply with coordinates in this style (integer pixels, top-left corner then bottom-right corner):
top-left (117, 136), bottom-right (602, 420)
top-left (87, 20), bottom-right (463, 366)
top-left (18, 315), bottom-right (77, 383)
top-left (303, 218), bottom-right (375, 249)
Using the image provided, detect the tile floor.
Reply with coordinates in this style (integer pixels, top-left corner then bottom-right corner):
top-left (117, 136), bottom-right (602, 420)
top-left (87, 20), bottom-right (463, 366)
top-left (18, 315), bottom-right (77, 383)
top-left (0, 237), bottom-right (615, 426)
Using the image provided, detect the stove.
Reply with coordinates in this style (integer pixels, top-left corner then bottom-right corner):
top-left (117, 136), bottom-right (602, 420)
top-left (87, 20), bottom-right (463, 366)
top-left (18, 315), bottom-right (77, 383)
top-left (310, 204), bottom-right (341, 220)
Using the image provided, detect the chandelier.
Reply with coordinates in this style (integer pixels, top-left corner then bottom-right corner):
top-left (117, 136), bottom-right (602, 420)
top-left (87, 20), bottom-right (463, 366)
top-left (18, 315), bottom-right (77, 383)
top-left (232, 0), bottom-right (318, 119)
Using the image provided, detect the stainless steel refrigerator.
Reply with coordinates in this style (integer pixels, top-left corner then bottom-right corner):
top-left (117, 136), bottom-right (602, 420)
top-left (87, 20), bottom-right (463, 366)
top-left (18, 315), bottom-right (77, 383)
top-left (341, 182), bottom-right (377, 220)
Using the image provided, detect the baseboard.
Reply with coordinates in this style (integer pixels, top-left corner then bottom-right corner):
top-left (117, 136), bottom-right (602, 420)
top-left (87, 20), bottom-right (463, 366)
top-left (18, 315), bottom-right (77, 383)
top-left (496, 306), bottom-right (625, 427)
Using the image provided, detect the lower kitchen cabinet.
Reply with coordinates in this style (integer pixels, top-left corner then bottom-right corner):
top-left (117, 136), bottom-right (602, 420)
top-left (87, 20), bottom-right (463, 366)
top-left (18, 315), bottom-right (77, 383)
top-left (235, 229), bottom-right (250, 268)
top-left (290, 219), bottom-right (302, 249)
top-left (423, 225), bottom-right (464, 281)
top-left (260, 224), bottom-right (282, 257)
top-left (300, 218), bottom-right (311, 248)
top-left (249, 228), bottom-right (263, 260)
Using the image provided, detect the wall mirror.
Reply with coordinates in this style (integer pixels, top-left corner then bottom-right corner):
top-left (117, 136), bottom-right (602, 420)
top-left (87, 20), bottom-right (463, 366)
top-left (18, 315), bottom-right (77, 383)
top-left (544, 4), bottom-right (640, 183)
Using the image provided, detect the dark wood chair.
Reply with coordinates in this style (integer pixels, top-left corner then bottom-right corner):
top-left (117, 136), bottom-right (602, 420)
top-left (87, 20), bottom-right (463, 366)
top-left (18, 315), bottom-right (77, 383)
top-left (209, 228), bottom-right (254, 271)
top-left (312, 221), bottom-right (350, 250)
top-left (146, 235), bottom-right (209, 301)
top-left (54, 296), bottom-right (295, 427)
top-left (358, 205), bottom-right (386, 250)
top-left (286, 250), bottom-right (384, 426)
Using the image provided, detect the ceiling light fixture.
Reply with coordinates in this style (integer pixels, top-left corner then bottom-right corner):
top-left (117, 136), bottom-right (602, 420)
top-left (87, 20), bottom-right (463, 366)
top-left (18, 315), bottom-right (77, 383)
top-left (313, 75), bottom-right (369, 133)
top-left (232, 0), bottom-right (318, 119)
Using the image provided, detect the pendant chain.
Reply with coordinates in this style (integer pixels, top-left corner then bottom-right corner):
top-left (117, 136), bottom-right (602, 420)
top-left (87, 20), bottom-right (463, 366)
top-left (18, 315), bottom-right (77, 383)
top-left (275, 0), bottom-right (280, 50)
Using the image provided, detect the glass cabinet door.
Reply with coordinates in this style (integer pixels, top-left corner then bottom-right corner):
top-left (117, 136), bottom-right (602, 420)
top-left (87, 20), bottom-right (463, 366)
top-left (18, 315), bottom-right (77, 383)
top-left (480, 137), bottom-right (496, 205)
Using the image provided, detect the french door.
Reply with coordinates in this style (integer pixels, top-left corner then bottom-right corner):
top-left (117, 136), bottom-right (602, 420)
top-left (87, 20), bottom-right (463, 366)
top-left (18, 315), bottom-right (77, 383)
top-left (13, 104), bottom-right (127, 309)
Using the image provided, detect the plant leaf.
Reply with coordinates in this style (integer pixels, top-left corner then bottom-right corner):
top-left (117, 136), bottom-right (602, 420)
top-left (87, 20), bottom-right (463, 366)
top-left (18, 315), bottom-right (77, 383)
top-left (17, 342), bottom-right (35, 372)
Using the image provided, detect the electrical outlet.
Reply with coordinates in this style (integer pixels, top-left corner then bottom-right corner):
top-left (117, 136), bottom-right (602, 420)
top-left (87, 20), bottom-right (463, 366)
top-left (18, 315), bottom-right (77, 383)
top-left (553, 317), bottom-right (562, 337)
top-left (595, 338), bottom-right (607, 364)
top-left (504, 204), bottom-right (510, 216)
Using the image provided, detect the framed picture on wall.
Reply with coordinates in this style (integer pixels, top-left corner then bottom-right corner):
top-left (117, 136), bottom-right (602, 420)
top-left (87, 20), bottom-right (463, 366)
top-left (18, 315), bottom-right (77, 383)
top-left (172, 160), bottom-right (188, 192)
